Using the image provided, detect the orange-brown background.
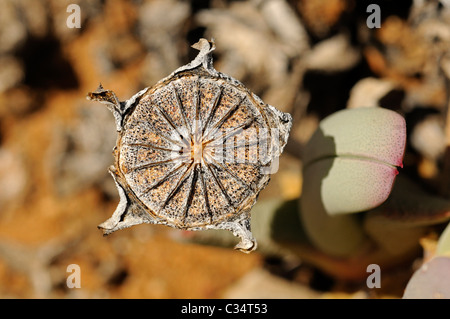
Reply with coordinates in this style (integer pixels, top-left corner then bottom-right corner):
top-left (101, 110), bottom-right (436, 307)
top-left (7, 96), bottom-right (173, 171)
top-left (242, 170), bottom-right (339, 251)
top-left (0, 0), bottom-right (448, 298)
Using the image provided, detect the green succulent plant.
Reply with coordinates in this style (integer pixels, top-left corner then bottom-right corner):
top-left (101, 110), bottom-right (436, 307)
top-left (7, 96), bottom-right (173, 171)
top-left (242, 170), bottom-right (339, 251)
top-left (402, 256), bottom-right (450, 299)
top-left (402, 223), bottom-right (450, 298)
top-left (300, 107), bottom-right (406, 256)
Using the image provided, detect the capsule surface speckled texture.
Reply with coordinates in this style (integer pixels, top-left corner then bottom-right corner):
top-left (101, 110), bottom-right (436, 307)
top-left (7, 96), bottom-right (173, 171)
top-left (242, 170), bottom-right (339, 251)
top-left (87, 39), bottom-right (292, 252)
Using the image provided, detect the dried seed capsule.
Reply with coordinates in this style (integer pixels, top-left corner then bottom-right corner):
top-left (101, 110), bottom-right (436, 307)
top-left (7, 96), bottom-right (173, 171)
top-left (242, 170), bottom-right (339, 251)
top-left (87, 38), bottom-right (292, 252)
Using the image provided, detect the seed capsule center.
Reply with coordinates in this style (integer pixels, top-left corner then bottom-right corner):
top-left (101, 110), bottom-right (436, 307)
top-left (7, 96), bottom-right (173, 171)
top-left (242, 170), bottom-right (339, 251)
top-left (191, 120), bottom-right (204, 164)
top-left (192, 140), bottom-right (204, 164)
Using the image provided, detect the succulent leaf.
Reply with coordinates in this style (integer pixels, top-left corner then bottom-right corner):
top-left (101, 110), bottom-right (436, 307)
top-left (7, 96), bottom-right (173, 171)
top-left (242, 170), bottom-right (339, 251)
top-left (403, 256), bottom-right (450, 299)
top-left (302, 107), bottom-right (406, 216)
top-left (300, 107), bottom-right (406, 256)
top-left (437, 222), bottom-right (450, 256)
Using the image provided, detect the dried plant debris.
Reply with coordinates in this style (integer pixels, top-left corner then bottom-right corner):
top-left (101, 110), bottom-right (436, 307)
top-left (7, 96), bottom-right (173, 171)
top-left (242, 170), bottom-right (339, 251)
top-left (0, 147), bottom-right (28, 210)
top-left (87, 39), bottom-right (292, 253)
top-left (49, 105), bottom-right (117, 196)
top-left (195, 1), bottom-right (309, 99)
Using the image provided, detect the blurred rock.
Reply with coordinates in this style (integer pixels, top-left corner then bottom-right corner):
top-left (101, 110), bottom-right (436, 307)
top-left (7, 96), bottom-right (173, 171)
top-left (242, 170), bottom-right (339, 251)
top-left (195, 1), bottom-right (309, 112)
top-left (297, 0), bottom-right (347, 38)
top-left (0, 86), bottom-right (43, 117)
top-left (347, 78), bottom-right (398, 109)
top-left (0, 147), bottom-right (27, 211)
top-left (48, 103), bottom-right (117, 197)
top-left (305, 33), bottom-right (361, 72)
top-left (138, 0), bottom-right (190, 85)
top-left (321, 291), bottom-right (369, 299)
top-left (0, 0), bottom-right (50, 55)
top-left (258, 0), bottom-right (310, 57)
top-left (18, 0), bottom-right (48, 38)
top-left (409, 0), bottom-right (450, 27)
top-left (377, 16), bottom-right (428, 78)
top-left (222, 268), bottom-right (319, 298)
top-left (410, 114), bottom-right (446, 160)
top-left (441, 52), bottom-right (450, 79)
top-left (138, 0), bottom-right (190, 48)
top-left (196, 1), bottom-right (293, 91)
top-left (373, 6), bottom-right (450, 110)
top-left (0, 0), bottom-right (27, 54)
top-left (104, 32), bottom-right (145, 70)
top-left (0, 56), bottom-right (24, 93)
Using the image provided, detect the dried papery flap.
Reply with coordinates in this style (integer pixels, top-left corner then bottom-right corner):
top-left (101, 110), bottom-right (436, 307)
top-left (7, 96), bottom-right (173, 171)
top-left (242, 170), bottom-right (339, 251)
top-left (87, 84), bottom-right (148, 131)
top-left (86, 84), bottom-right (123, 131)
top-left (174, 38), bottom-right (216, 75)
top-left (88, 38), bottom-right (292, 253)
top-left (97, 168), bottom-right (156, 235)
